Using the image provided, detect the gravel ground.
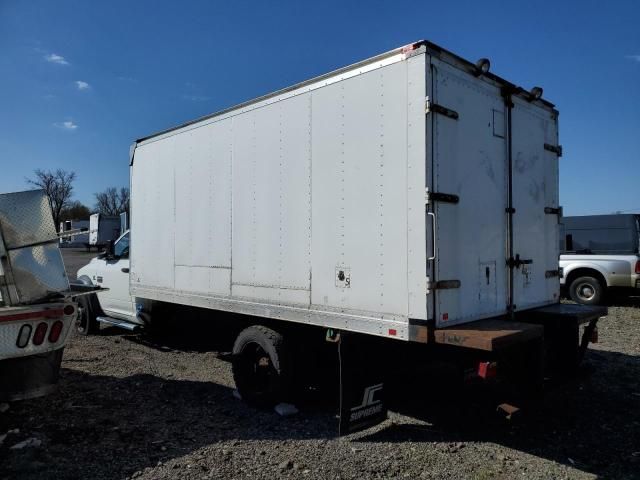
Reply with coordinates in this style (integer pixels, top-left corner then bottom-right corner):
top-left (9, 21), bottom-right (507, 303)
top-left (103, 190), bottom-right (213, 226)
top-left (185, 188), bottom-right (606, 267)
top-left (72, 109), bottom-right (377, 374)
top-left (1, 249), bottom-right (639, 479)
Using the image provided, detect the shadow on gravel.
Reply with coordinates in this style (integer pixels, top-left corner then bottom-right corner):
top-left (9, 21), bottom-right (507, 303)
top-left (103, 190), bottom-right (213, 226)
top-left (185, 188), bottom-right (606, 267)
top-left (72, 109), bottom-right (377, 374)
top-left (0, 368), bottom-right (337, 480)
top-left (604, 294), bottom-right (640, 308)
top-left (360, 348), bottom-right (640, 479)
top-left (2, 326), bottom-right (638, 479)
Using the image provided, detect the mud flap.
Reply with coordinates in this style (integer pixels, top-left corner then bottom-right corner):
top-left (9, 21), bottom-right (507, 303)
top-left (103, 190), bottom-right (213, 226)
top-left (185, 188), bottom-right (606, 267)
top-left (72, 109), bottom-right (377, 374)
top-left (337, 333), bottom-right (388, 436)
top-left (0, 348), bottom-right (64, 401)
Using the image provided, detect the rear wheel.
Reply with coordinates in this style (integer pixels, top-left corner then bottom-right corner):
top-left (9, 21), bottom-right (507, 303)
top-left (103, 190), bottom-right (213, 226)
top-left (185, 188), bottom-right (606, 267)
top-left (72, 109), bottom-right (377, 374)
top-left (76, 294), bottom-right (100, 335)
top-left (232, 325), bottom-right (290, 407)
top-left (568, 276), bottom-right (604, 305)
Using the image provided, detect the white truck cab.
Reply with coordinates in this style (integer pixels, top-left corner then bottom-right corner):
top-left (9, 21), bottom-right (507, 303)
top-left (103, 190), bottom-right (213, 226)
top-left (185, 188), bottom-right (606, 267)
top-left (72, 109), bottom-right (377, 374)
top-left (77, 230), bottom-right (137, 327)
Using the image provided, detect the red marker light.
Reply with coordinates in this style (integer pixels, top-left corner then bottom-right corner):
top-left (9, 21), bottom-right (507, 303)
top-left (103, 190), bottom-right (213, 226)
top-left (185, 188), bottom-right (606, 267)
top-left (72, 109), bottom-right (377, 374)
top-left (478, 361), bottom-right (497, 380)
top-left (32, 322), bottom-right (48, 346)
top-left (49, 321), bottom-right (64, 343)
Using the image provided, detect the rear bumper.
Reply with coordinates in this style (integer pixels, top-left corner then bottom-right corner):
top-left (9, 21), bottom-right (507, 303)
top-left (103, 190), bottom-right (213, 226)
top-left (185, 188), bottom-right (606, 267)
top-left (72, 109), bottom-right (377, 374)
top-left (0, 348), bottom-right (64, 401)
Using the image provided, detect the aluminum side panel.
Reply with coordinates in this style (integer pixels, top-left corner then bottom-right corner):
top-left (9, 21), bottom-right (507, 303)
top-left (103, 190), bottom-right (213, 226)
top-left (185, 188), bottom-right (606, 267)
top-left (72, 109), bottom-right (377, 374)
top-left (0, 190), bottom-right (57, 248)
top-left (511, 97), bottom-right (560, 308)
top-left (310, 60), bottom-right (410, 317)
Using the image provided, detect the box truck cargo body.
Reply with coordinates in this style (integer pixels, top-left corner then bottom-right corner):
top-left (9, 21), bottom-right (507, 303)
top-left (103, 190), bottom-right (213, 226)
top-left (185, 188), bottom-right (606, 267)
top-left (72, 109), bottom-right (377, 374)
top-left (129, 41), bottom-right (563, 340)
top-left (72, 41), bottom-right (606, 430)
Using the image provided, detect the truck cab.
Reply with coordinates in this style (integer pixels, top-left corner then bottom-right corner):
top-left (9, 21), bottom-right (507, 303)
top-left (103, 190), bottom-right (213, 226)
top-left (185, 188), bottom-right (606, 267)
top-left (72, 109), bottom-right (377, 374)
top-left (77, 230), bottom-right (137, 326)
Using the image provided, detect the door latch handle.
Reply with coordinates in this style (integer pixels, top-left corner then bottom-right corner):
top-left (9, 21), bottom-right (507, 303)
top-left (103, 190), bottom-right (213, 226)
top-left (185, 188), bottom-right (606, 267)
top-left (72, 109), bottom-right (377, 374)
top-left (427, 211), bottom-right (437, 261)
top-left (507, 254), bottom-right (533, 269)
top-left (121, 268), bottom-right (130, 273)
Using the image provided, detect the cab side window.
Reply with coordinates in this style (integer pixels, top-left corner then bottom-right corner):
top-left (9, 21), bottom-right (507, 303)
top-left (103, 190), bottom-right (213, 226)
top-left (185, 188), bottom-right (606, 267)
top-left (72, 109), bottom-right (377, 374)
top-left (114, 233), bottom-right (130, 258)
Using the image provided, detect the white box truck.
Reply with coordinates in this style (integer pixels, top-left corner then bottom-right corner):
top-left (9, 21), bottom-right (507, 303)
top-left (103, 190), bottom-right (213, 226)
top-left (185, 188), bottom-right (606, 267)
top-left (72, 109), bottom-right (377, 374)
top-left (87, 213), bottom-right (121, 251)
top-left (78, 41), bottom-right (605, 433)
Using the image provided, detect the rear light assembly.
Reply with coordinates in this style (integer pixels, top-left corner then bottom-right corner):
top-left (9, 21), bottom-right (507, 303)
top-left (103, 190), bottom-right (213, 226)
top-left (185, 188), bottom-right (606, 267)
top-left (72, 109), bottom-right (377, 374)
top-left (16, 324), bottom-right (32, 348)
top-left (48, 320), bottom-right (64, 343)
top-left (63, 304), bottom-right (75, 316)
top-left (477, 361), bottom-right (498, 380)
top-left (32, 322), bottom-right (48, 346)
top-left (635, 260), bottom-right (640, 275)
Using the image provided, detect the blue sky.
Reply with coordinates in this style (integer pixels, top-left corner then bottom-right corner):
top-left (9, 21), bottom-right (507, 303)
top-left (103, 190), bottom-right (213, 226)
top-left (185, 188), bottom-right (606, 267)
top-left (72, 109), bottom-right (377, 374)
top-left (1, 0), bottom-right (638, 215)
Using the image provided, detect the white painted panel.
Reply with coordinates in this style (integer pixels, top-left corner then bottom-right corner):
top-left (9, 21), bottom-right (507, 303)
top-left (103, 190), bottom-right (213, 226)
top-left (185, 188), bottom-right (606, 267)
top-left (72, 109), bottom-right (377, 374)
top-left (175, 266), bottom-right (230, 295)
top-left (232, 284), bottom-right (310, 305)
top-left (174, 119), bottom-right (232, 274)
top-left (311, 60), bottom-right (410, 316)
top-left (511, 97), bottom-right (560, 308)
top-left (430, 59), bottom-right (508, 327)
top-left (406, 54), bottom-right (428, 320)
top-left (231, 94), bottom-right (312, 298)
top-left (130, 138), bottom-right (176, 290)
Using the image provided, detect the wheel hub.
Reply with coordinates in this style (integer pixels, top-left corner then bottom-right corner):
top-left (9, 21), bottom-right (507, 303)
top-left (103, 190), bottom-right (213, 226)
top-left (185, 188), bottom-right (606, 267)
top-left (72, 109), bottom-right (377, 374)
top-left (577, 283), bottom-right (595, 300)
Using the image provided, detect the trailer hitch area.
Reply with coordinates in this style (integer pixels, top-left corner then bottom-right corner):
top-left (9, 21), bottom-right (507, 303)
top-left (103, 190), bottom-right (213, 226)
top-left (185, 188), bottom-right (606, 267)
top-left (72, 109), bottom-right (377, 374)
top-left (496, 403), bottom-right (521, 421)
top-left (464, 361), bottom-right (498, 384)
top-left (578, 317), bottom-right (600, 363)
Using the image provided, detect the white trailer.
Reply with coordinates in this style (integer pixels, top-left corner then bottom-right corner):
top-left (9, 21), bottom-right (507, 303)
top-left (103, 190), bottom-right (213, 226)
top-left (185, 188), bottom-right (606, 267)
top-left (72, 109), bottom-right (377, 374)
top-left (87, 213), bottom-right (121, 251)
top-left (59, 219), bottom-right (89, 248)
top-left (80, 41), bottom-right (605, 432)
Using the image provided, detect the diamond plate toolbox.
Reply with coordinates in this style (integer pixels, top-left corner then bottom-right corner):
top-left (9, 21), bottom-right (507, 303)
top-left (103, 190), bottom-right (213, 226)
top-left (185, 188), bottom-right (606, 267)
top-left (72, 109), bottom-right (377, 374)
top-left (0, 190), bottom-right (58, 249)
top-left (0, 190), bottom-right (69, 304)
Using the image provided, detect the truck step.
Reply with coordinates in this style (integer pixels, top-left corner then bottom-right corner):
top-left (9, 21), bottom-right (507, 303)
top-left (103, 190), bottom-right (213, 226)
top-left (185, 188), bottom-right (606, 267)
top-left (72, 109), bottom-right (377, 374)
top-left (96, 316), bottom-right (141, 331)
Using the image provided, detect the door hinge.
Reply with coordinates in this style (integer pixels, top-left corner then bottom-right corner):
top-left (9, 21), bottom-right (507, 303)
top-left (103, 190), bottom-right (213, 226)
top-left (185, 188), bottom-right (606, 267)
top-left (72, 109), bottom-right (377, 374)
top-left (506, 255), bottom-right (533, 269)
top-left (427, 279), bottom-right (461, 292)
top-left (425, 190), bottom-right (460, 205)
top-left (544, 206), bottom-right (563, 216)
top-left (544, 143), bottom-right (563, 156)
top-left (545, 269), bottom-right (561, 278)
top-left (426, 98), bottom-right (459, 120)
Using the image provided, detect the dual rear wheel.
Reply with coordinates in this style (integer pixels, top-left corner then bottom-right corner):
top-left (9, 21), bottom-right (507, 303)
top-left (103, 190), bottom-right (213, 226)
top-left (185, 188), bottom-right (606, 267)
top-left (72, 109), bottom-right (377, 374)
top-left (232, 325), bottom-right (291, 407)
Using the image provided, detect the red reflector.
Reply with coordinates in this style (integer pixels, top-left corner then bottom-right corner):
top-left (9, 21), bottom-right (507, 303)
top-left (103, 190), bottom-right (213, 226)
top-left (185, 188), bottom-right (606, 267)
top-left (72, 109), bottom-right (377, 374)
top-left (49, 320), bottom-right (64, 343)
top-left (388, 329), bottom-right (397, 336)
top-left (32, 322), bottom-right (48, 346)
top-left (478, 361), bottom-right (497, 379)
top-left (635, 261), bottom-right (640, 275)
top-left (590, 327), bottom-right (598, 344)
top-left (442, 313), bottom-right (449, 321)
top-left (63, 304), bottom-right (75, 316)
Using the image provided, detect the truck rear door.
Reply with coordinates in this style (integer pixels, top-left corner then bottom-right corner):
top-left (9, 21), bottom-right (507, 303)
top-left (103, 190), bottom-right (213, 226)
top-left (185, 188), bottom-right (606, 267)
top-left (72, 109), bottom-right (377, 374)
top-left (427, 58), bottom-right (509, 327)
top-left (427, 56), bottom-right (560, 327)
top-left (510, 97), bottom-right (560, 309)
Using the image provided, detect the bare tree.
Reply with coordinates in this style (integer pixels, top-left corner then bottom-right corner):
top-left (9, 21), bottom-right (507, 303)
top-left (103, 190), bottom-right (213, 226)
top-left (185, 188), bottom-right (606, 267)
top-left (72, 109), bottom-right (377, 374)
top-left (94, 187), bottom-right (129, 216)
top-left (26, 169), bottom-right (76, 227)
top-left (60, 201), bottom-right (91, 222)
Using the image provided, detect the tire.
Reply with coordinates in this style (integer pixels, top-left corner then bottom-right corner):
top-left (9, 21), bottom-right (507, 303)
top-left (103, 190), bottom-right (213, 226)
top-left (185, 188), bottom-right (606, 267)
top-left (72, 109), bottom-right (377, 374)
top-left (568, 276), bottom-right (604, 305)
top-left (232, 325), bottom-right (290, 407)
top-left (75, 294), bottom-right (100, 335)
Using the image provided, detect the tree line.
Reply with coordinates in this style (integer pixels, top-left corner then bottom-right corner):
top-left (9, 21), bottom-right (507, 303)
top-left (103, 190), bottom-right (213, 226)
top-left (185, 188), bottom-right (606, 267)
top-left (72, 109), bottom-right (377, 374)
top-left (27, 169), bottom-right (129, 227)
